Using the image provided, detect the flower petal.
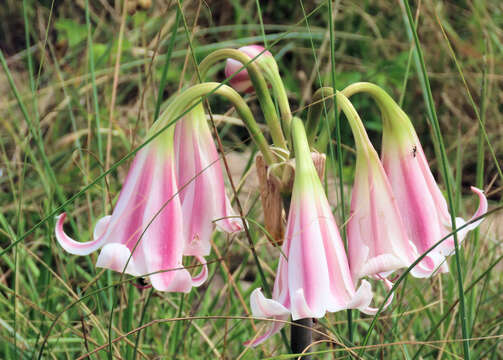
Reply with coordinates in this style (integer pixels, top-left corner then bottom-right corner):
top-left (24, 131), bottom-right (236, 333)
top-left (55, 213), bottom-right (109, 256)
top-left (176, 103), bottom-right (243, 257)
top-left (142, 152), bottom-right (197, 293)
top-left (190, 256), bottom-right (209, 287)
top-left (149, 268), bottom-right (194, 293)
top-left (291, 288), bottom-right (321, 320)
top-left (96, 243), bottom-right (140, 276)
top-left (214, 196), bottom-right (244, 234)
top-left (357, 279), bottom-right (392, 315)
top-left (349, 279), bottom-right (375, 315)
top-left (437, 186), bottom-right (488, 256)
top-left (348, 156), bottom-right (414, 281)
top-left (246, 288), bottom-right (289, 347)
top-left (250, 287), bottom-right (290, 317)
top-left (94, 215), bottom-right (112, 239)
top-left (225, 58), bottom-right (253, 93)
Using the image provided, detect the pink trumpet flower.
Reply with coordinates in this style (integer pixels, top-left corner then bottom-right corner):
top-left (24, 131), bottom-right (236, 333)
top-left (55, 127), bottom-right (207, 293)
top-left (224, 45), bottom-right (273, 93)
top-left (174, 103), bottom-right (243, 257)
top-left (247, 118), bottom-right (375, 346)
top-left (378, 91), bottom-right (487, 276)
top-left (339, 92), bottom-right (425, 281)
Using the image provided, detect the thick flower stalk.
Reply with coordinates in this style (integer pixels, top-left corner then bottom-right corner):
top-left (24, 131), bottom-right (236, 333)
top-left (343, 83), bottom-right (488, 276)
top-left (174, 102), bottom-right (243, 256)
top-left (247, 117), bottom-right (375, 346)
top-left (336, 92), bottom-right (426, 280)
top-left (223, 45), bottom-right (292, 141)
top-left (55, 121), bottom-right (207, 293)
top-left (199, 48), bottom-right (287, 150)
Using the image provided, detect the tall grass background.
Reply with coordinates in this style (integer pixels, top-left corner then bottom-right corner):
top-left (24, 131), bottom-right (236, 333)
top-left (0, 0), bottom-right (502, 358)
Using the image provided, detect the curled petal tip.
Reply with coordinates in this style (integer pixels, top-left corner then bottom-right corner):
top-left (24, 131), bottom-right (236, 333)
top-left (215, 216), bottom-right (244, 234)
top-left (247, 288), bottom-right (289, 347)
top-left (470, 186), bottom-right (488, 219)
top-left (349, 280), bottom-right (374, 314)
top-left (250, 288), bottom-right (289, 318)
top-left (244, 318), bottom-right (286, 347)
top-left (191, 256), bottom-right (209, 287)
top-left (357, 279), bottom-right (393, 316)
top-left (456, 185), bottom-right (488, 237)
top-left (55, 213), bottom-right (108, 256)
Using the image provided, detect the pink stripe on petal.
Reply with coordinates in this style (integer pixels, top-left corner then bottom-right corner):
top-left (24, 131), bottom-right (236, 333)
top-left (142, 154), bottom-right (192, 292)
top-left (176, 103), bottom-right (243, 257)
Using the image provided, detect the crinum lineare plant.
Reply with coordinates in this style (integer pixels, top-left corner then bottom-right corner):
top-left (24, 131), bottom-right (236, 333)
top-left (54, 45), bottom-right (488, 359)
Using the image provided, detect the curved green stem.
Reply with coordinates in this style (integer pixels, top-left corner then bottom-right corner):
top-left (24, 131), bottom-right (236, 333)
top-left (291, 117), bottom-right (316, 175)
top-left (198, 49), bottom-right (287, 151)
top-left (335, 92), bottom-right (372, 154)
top-left (152, 82), bottom-right (274, 165)
top-left (269, 70), bottom-right (293, 139)
top-left (306, 87), bottom-right (334, 145)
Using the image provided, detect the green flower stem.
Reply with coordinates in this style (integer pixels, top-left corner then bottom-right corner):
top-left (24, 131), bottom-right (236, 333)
top-left (335, 92), bottom-right (372, 154)
top-left (306, 87), bottom-right (334, 145)
top-left (291, 117), bottom-right (316, 175)
top-left (269, 70), bottom-right (293, 140)
top-left (198, 49), bottom-right (287, 151)
top-left (151, 82), bottom-right (275, 165)
top-left (341, 82), bottom-right (416, 134)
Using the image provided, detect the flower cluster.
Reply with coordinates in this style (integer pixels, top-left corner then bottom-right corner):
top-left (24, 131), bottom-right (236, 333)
top-left (56, 102), bottom-right (243, 292)
top-left (225, 46), bottom-right (487, 345)
top-left (55, 44), bottom-right (488, 349)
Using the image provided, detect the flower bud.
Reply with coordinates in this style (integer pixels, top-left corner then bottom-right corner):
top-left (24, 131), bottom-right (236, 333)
top-left (224, 45), bottom-right (274, 93)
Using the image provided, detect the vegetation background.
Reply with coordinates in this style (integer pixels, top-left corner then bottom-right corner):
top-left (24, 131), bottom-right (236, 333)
top-left (0, 0), bottom-right (501, 358)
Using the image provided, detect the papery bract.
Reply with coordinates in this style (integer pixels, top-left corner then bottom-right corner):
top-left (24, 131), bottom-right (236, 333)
top-left (247, 118), bottom-right (375, 346)
top-left (55, 127), bottom-right (207, 293)
top-left (224, 45), bottom-right (273, 93)
top-left (174, 102), bottom-right (243, 256)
